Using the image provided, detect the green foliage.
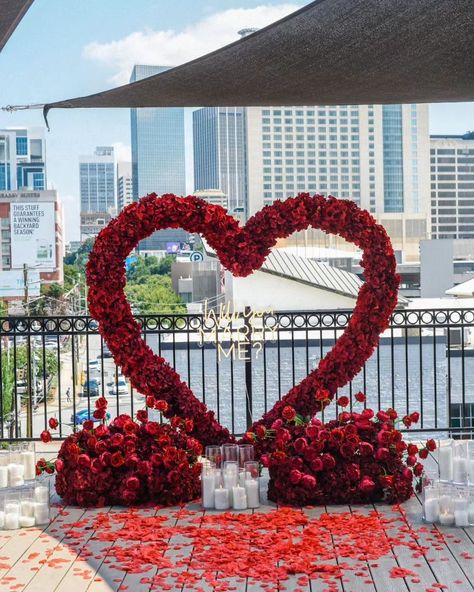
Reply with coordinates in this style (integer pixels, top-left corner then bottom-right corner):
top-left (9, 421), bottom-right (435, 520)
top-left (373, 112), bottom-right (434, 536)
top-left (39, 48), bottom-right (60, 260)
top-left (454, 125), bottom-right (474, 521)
top-left (125, 275), bottom-right (186, 314)
top-left (0, 344), bottom-right (59, 417)
top-left (126, 254), bottom-right (175, 283)
top-left (0, 300), bottom-right (7, 316)
top-left (64, 237), bottom-right (95, 269)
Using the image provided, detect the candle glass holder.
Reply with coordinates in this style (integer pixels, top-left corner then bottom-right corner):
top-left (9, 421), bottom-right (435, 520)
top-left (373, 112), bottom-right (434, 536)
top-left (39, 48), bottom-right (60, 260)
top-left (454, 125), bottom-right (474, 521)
top-left (0, 450), bottom-right (9, 489)
top-left (239, 444), bottom-right (254, 468)
top-left (0, 449), bottom-right (10, 466)
top-left (438, 483), bottom-right (455, 526)
top-left (438, 439), bottom-right (453, 482)
top-left (422, 475), bottom-right (439, 523)
top-left (222, 444), bottom-right (239, 464)
top-left (201, 461), bottom-right (216, 510)
top-left (452, 441), bottom-right (468, 484)
top-left (467, 441), bottom-right (474, 486)
top-left (20, 442), bottom-right (36, 481)
top-left (243, 461), bottom-right (260, 509)
top-left (34, 481), bottom-right (50, 525)
top-left (453, 485), bottom-right (470, 527)
top-left (205, 445), bottom-right (222, 468)
top-left (468, 486), bottom-right (474, 526)
top-left (4, 491), bottom-right (20, 530)
top-left (8, 444), bottom-right (21, 466)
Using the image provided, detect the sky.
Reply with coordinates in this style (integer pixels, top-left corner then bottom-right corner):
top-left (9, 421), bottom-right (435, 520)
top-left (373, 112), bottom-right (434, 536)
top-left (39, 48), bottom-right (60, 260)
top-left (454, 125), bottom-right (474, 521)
top-left (0, 0), bottom-right (473, 242)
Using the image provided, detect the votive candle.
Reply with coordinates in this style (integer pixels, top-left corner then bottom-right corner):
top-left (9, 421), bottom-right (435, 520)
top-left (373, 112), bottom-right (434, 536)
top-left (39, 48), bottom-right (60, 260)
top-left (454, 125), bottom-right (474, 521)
top-left (214, 487), bottom-right (230, 510)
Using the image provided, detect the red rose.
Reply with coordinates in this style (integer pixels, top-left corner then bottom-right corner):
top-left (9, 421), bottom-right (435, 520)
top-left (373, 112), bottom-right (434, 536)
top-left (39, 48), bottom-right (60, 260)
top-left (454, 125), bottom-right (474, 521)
top-left (93, 408), bottom-right (106, 420)
top-left (271, 419), bottom-right (283, 430)
top-left (375, 447), bottom-right (390, 461)
top-left (337, 396), bottom-right (349, 407)
top-left (413, 462), bottom-right (423, 476)
top-left (77, 454), bottom-right (91, 468)
top-left (282, 406), bottom-right (296, 422)
top-left (293, 438), bottom-right (308, 454)
top-left (260, 454), bottom-right (270, 467)
top-left (406, 455), bottom-right (416, 466)
top-left (289, 469), bottom-right (302, 485)
top-left (355, 392), bottom-right (366, 403)
top-left (184, 419), bottom-right (194, 433)
top-left (136, 410), bottom-right (148, 423)
top-left (361, 409), bottom-right (374, 420)
top-left (83, 420), bottom-right (94, 431)
top-left (110, 452), bottom-right (124, 467)
top-left (379, 474), bottom-right (394, 488)
top-left (145, 395), bottom-right (155, 408)
top-left (359, 476), bottom-right (376, 494)
top-left (255, 424), bottom-right (267, 439)
top-left (359, 442), bottom-right (374, 456)
top-left (426, 439), bottom-right (436, 452)
top-left (321, 454), bottom-right (336, 470)
top-left (418, 448), bottom-right (429, 459)
top-left (376, 410), bottom-right (390, 422)
top-left (409, 412), bottom-right (420, 424)
top-left (402, 415), bottom-right (412, 428)
top-left (407, 444), bottom-right (418, 456)
top-left (55, 458), bottom-right (64, 472)
top-left (40, 430), bottom-right (52, 443)
top-left (110, 433), bottom-right (124, 447)
top-left (338, 412), bottom-right (351, 423)
top-left (95, 397), bottom-right (108, 409)
top-left (402, 467), bottom-right (412, 480)
top-left (126, 476), bottom-right (140, 491)
top-left (48, 417), bottom-right (59, 430)
top-left (156, 399), bottom-right (169, 413)
top-left (122, 489), bottom-right (137, 504)
top-left (95, 424), bottom-right (108, 437)
top-left (316, 388), bottom-right (330, 401)
top-left (301, 474), bottom-right (317, 490)
top-left (310, 458), bottom-right (324, 472)
top-left (144, 422), bottom-right (160, 436)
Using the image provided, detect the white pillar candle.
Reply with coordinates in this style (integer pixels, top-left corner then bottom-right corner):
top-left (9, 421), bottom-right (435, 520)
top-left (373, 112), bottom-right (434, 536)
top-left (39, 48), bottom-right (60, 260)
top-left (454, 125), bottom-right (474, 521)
top-left (438, 512), bottom-right (455, 526)
top-left (245, 479), bottom-right (260, 508)
top-left (453, 458), bottom-right (468, 483)
top-left (34, 486), bottom-right (49, 503)
top-left (214, 471), bottom-right (222, 489)
top-left (232, 486), bottom-right (247, 510)
top-left (33, 502), bottom-right (50, 525)
top-left (5, 502), bottom-right (19, 514)
top-left (8, 463), bottom-right (24, 486)
top-left (423, 497), bottom-right (439, 523)
top-left (223, 471), bottom-right (238, 505)
top-left (21, 451), bottom-right (36, 481)
top-left (5, 513), bottom-right (19, 530)
top-left (214, 487), bottom-right (230, 510)
top-left (454, 510), bottom-right (470, 527)
top-left (0, 466), bottom-right (8, 488)
top-left (439, 446), bottom-right (453, 481)
top-left (0, 511), bottom-right (4, 528)
top-left (201, 472), bottom-right (216, 509)
top-left (20, 500), bottom-right (35, 518)
top-left (19, 516), bottom-right (35, 528)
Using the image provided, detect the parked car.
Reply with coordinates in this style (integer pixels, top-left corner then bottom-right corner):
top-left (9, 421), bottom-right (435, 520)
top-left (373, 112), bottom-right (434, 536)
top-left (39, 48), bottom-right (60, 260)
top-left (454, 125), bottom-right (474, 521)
top-left (99, 345), bottom-right (113, 358)
top-left (81, 378), bottom-right (100, 397)
top-left (107, 378), bottom-right (129, 396)
top-left (71, 408), bottom-right (111, 426)
top-left (87, 360), bottom-right (102, 375)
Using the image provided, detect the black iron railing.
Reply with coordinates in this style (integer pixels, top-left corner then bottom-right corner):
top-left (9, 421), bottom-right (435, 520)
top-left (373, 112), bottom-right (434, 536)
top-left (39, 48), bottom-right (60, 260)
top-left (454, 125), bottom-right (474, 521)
top-left (1, 308), bottom-right (474, 440)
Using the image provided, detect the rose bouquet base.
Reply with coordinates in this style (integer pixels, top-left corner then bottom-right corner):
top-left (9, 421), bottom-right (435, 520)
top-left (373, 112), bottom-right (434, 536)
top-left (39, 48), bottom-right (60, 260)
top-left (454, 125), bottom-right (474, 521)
top-left (244, 395), bottom-right (436, 507)
top-left (39, 402), bottom-right (203, 507)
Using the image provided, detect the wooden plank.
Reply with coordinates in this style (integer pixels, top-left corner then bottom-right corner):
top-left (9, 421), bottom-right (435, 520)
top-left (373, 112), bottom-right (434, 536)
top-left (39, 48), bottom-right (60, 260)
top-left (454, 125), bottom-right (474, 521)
top-left (401, 495), bottom-right (474, 592)
top-left (20, 506), bottom-right (108, 592)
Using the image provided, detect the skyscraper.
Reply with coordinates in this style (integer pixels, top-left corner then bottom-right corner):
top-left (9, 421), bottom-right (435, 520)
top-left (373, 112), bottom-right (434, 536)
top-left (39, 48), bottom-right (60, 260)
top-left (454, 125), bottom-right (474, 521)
top-left (79, 146), bottom-right (115, 239)
top-left (117, 161), bottom-right (133, 211)
top-left (130, 65), bottom-right (187, 250)
top-left (0, 127), bottom-right (46, 191)
top-left (431, 132), bottom-right (474, 239)
top-left (79, 146), bottom-right (115, 213)
top-left (193, 107), bottom-right (247, 214)
top-left (245, 104), bottom-right (430, 261)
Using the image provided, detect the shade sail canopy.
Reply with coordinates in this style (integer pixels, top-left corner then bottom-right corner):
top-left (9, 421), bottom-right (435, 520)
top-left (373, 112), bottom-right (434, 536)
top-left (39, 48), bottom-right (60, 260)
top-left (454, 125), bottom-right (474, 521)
top-left (42, 0), bottom-right (474, 112)
top-left (0, 0), bottom-right (33, 52)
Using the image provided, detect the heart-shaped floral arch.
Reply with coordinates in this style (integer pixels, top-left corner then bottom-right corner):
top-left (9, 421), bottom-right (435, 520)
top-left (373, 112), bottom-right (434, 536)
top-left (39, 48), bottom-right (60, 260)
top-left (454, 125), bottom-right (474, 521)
top-left (86, 193), bottom-right (399, 449)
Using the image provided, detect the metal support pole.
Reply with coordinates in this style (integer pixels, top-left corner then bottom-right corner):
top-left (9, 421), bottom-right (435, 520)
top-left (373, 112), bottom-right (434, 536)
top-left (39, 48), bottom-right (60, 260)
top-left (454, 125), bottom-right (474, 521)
top-left (243, 306), bottom-right (253, 430)
top-left (23, 264), bottom-right (33, 438)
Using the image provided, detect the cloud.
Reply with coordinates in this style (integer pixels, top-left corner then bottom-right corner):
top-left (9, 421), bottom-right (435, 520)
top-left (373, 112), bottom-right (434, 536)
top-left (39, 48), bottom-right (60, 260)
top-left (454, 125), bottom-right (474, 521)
top-left (83, 4), bottom-right (300, 84)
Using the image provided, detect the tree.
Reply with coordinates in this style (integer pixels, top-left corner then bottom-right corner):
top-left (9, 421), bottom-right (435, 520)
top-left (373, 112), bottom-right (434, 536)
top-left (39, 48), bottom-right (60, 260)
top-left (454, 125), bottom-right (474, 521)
top-left (126, 254), bottom-right (175, 283)
top-left (125, 276), bottom-right (186, 314)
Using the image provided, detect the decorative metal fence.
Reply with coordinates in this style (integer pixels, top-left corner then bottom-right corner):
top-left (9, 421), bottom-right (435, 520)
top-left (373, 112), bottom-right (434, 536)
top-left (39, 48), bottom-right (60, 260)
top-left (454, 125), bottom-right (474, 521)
top-left (1, 308), bottom-right (474, 440)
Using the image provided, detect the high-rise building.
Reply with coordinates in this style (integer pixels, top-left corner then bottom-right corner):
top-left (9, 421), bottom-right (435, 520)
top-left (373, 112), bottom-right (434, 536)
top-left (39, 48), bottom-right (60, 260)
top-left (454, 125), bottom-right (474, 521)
top-left (0, 127), bottom-right (46, 191)
top-left (246, 104), bottom-right (430, 261)
top-left (79, 146), bottom-right (115, 214)
top-left (117, 161), bottom-right (133, 211)
top-left (130, 65), bottom-right (187, 250)
top-left (193, 107), bottom-right (247, 214)
top-left (430, 132), bottom-right (474, 239)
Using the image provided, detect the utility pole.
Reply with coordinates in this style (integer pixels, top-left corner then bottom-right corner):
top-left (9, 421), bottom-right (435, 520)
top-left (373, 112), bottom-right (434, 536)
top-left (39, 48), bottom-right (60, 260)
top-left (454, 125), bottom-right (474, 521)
top-left (23, 264), bottom-right (33, 438)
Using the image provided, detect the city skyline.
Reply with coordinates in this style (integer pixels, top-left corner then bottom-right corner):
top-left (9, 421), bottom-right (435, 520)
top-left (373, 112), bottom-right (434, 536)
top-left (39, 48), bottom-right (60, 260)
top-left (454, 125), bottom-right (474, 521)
top-left (0, 0), bottom-right (472, 241)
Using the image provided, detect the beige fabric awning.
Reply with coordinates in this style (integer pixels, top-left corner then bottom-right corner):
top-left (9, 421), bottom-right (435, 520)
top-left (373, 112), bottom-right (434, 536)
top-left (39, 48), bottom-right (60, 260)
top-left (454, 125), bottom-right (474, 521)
top-left (0, 0), bottom-right (33, 52)
top-left (39, 0), bottom-right (473, 114)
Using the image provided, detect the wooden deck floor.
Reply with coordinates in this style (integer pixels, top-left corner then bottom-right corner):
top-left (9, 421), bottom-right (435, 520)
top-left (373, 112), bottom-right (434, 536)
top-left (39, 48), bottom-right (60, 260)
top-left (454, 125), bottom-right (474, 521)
top-left (0, 476), bottom-right (472, 592)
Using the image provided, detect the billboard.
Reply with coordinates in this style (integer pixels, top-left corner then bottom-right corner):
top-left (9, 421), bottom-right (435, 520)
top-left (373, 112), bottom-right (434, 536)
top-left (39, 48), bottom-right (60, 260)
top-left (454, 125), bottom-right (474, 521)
top-left (0, 270), bottom-right (40, 298)
top-left (10, 202), bottom-right (56, 269)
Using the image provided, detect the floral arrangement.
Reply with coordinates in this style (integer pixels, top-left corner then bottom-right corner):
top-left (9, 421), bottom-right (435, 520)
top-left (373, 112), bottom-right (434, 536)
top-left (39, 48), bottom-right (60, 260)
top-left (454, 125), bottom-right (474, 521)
top-left (86, 193), bottom-right (398, 449)
top-left (242, 394), bottom-right (436, 505)
top-left (37, 397), bottom-right (202, 507)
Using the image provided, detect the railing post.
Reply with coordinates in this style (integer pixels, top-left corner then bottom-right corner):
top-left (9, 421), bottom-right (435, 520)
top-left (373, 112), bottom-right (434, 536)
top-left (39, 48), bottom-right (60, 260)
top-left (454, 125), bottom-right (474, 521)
top-left (243, 306), bottom-right (253, 430)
